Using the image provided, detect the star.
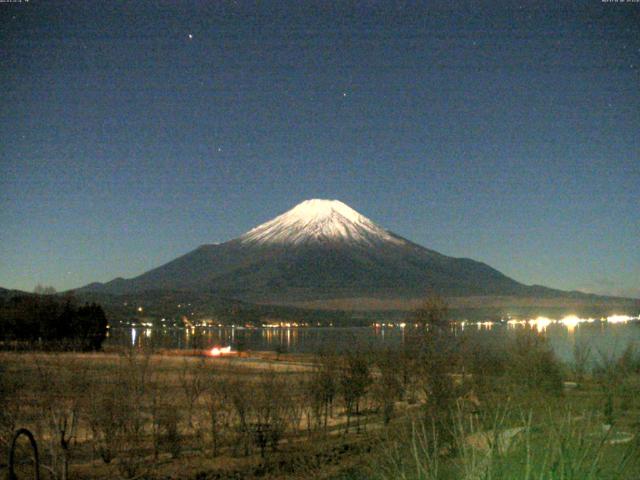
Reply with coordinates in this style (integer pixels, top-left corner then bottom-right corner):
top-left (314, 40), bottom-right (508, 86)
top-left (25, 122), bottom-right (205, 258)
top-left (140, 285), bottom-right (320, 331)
top-left (342, 92), bottom-right (348, 97)
top-left (188, 33), bottom-right (193, 40)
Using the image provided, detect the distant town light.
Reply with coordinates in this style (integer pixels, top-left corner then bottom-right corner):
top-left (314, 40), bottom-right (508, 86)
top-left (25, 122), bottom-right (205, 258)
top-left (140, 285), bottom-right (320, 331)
top-left (559, 315), bottom-right (580, 331)
top-left (529, 316), bottom-right (552, 332)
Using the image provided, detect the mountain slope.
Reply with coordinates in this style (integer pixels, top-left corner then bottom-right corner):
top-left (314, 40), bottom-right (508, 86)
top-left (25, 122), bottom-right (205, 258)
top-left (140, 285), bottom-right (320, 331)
top-left (78, 199), bottom-right (596, 303)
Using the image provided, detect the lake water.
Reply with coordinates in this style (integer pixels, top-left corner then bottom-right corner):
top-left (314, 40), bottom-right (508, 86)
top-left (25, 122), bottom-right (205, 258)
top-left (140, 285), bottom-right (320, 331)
top-left (107, 315), bottom-right (640, 365)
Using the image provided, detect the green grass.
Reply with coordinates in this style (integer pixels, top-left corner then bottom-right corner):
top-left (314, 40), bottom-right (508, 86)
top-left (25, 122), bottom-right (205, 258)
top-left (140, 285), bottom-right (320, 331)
top-left (372, 390), bottom-right (640, 480)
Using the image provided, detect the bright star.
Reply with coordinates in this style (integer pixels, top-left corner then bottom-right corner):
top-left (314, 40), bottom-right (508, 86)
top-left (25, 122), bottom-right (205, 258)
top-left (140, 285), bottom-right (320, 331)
top-left (188, 33), bottom-right (193, 40)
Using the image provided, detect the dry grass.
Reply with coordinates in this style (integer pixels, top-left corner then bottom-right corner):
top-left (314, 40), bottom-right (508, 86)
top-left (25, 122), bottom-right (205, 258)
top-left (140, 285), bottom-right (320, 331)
top-left (0, 350), bottom-right (390, 479)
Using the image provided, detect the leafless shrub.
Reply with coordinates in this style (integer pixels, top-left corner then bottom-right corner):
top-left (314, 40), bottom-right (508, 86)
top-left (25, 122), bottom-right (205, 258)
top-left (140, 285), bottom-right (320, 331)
top-left (396, 343), bottom-right (419, 403)
top-left (87, 376), bottom-right (122, 463)
top-left (306, 354), bottom-right (337, 433)
top-left (465, 340), bottom-right (508, 396)
top-left (0, 361), bottom-right (23, 463)
top-left (617, 343), bottom-right (640, 376)
top-left (179, 357), bottom-right (208, 436)
top-left (33, 355), bottom-right (89, 480)
top-left (86, 353), bottom-right (153, 466)
top-left (505, 328), bottom-right (563, 397)
top-left (250, 372), bottom-right (294, 457)
top-left (148, 371), bottom-right (182, 461)
top-left (155, 405), bottom-right (182, 459)
top-left (227, 375), bottom-right (254, 456)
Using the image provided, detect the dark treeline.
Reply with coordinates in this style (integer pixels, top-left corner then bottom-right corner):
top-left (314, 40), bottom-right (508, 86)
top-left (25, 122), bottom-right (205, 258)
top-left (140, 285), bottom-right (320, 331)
top-left (0, 293), bottom-right (108, 350)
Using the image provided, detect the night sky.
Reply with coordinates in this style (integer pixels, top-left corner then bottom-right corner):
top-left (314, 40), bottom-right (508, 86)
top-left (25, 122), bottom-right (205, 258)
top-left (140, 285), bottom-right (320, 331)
top-left (1, 1), bottom-right (638, 297)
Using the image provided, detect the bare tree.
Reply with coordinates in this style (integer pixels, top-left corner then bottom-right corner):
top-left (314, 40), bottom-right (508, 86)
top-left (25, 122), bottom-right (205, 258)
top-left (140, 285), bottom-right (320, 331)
top-left (338, 352), bottom-right (372, 433)
top-left (373, 350), bottom-right (403, 425)
top-left (411, 296), bottom-right (460, 448)
top-left (227, 376), bottom-right (254, 456)
top-left (178, 358), bottom-right (208, 437)
top-left (250, 372), bottom-right (293, 457)
top-left (115, 350), bottom-right (154, 479)
top-left (307, 354), bottom-right (337, 433)
top-left (204, 368), bottom-right (232, 457)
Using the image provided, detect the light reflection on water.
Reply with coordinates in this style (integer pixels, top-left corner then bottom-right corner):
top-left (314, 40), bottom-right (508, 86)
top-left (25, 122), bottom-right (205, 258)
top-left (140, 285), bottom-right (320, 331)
top-left (110, 317), bottom-right (640, 364)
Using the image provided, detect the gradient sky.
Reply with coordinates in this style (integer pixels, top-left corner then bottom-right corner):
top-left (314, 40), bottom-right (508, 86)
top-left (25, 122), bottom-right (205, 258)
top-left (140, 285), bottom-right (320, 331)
top-left (1, 1), bottom-right (638, 297)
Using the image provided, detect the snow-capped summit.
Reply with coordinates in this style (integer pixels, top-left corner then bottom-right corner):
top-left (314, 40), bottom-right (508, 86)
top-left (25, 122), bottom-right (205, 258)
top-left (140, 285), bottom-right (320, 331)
top-left (240, 199), bottom-right (405, 246)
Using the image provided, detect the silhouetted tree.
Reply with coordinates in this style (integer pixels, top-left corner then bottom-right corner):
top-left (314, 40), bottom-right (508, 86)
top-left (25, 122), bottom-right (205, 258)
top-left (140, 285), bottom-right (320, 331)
top-left (0, 294), bottom-right (108, 350)
top-left (34, 284), bottom-right (57, 295)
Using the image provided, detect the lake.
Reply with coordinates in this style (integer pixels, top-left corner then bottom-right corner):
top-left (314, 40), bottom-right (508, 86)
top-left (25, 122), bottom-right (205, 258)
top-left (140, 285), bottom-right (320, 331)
top-left (107, 314), bottom-right (640, 365)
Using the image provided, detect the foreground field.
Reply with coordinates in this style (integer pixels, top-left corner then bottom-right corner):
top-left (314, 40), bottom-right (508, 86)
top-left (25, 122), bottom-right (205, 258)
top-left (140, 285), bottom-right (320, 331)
top-left (1, 328), bottom-right (640, 479)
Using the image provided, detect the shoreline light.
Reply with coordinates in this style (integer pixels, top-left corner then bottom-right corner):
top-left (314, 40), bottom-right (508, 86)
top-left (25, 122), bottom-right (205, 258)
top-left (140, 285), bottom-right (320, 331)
top-left (606, 314), bottom-right (634, 324)
top-left (528, 317), bottom-right (553, 332)
top-left (559, 315), bottom-right (580, 332)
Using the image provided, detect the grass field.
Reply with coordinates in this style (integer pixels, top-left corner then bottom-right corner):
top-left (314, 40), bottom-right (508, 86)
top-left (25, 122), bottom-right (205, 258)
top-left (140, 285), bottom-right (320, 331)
top-left (1, 328), bottom-right (639, 479)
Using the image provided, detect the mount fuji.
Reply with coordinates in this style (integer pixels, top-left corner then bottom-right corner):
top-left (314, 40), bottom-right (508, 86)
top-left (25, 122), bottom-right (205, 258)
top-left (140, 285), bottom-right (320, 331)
top-left (81, 199), bottom-right (593, 307)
